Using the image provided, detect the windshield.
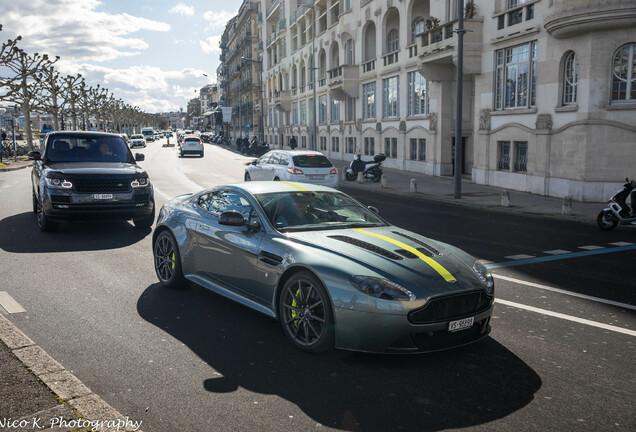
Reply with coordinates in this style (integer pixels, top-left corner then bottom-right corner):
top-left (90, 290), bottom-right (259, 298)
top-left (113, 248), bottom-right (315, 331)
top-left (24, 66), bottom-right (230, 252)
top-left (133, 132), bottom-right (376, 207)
top-left (45, 135), bottom-right (135, 163)
top-left (256, 191), bottom-right (387, 232)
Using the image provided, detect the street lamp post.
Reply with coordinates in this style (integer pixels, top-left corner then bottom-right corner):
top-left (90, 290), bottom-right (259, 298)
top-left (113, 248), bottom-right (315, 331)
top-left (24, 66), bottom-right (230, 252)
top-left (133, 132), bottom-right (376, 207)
top-left (454, 0), bottom-right (466, 199)
top-left (301, 2), bottom-right (318, 151)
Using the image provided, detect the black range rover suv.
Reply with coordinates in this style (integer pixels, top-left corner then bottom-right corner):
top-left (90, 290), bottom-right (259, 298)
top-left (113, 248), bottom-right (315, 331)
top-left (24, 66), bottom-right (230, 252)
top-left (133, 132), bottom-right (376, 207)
top-left (30, 131), bottom-right (155, 231)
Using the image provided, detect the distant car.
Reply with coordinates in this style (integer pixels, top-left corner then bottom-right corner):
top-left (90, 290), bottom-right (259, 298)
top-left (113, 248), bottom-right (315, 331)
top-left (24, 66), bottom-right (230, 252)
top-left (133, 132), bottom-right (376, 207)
top-left (245, 150), bottom-right (339, 188)
top-left (130, 134), bottom-right (146, 148)
top-left (29, 131), bottom-right (154, 231)
top-left (180, 135), bottom-right (204, 158)
top-left (120, 133), bottom-right (130, 145)
top-left (151, 181), bottom-right (494, 353)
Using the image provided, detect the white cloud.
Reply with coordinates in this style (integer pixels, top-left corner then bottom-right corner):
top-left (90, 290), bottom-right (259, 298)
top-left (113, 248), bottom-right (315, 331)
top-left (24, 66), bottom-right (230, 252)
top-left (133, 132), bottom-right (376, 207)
top-left (200, 36), bottom-right (221, 55)
top-left (202, 10), bottom-right (236, 30)
top-left (169, 3), bottom-right (195, 16)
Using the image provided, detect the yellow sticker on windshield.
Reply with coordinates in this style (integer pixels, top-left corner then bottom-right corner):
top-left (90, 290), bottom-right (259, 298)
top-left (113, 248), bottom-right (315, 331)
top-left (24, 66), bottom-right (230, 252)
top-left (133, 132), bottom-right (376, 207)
top-left (279, 181), bottom-right (308, 191)
top-left (352, 228), bottom-right (457, 283)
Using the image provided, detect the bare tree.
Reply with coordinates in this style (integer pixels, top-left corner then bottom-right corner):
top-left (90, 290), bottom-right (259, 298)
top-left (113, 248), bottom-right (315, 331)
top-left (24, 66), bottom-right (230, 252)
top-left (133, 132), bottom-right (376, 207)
top-left (36, 65), bottom-right (66, 130)
top-left (61, 74), bottom-right (84, 130)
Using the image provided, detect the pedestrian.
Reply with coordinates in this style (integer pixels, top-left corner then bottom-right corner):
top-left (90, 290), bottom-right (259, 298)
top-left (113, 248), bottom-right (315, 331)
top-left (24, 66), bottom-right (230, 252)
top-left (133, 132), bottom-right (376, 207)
top-left (235, 135), bottom-right (241, 149)
top-left (290, 136), bottom-right (297, 150)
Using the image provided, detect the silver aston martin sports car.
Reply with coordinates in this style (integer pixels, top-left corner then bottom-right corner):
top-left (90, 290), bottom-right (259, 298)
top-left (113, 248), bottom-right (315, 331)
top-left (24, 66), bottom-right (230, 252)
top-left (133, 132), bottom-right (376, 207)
top-left (152, 181), bottom-right (494, 353)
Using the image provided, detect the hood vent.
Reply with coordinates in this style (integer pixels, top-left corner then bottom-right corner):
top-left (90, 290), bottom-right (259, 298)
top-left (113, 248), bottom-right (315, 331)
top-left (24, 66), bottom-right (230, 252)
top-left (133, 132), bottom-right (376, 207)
top-left (329, 235), bottom-right (403, 260)
top-left (392, 231), bottom-right (442, 256)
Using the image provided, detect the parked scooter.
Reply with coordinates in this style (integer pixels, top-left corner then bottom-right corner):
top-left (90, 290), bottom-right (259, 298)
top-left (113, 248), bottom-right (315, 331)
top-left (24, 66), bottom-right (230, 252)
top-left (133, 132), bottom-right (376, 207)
top-left (345, 153), bottom-right (386, 182)
top-left (597, 177), bottom-right (636, 230)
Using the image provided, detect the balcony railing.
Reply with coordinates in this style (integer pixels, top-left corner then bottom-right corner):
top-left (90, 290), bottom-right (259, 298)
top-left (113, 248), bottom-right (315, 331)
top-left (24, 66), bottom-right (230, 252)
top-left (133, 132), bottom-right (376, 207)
top-left (266, 0), bottom-right (280, 19)
top-left (361, 59), bottom-right (375, 73)
top-left (382, 51), bottom-right (398, 66)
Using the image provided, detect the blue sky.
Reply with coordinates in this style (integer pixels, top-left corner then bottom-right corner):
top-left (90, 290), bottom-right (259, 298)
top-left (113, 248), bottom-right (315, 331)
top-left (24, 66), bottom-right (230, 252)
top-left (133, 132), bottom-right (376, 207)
top-left (0, 0), bottom-right (242, 113)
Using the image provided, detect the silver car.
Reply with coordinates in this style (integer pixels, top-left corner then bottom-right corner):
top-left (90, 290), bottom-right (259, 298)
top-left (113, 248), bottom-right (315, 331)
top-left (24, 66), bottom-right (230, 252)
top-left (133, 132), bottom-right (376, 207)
top-left (245, 150), bottom-right (339, 188)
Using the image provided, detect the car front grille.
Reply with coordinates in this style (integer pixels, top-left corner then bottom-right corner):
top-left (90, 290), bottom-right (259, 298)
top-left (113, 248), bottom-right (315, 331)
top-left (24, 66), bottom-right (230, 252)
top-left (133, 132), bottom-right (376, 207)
top-left (74, 179), bottom-right (131, 193)
top-left (408, 292), bottom-right (493, 324)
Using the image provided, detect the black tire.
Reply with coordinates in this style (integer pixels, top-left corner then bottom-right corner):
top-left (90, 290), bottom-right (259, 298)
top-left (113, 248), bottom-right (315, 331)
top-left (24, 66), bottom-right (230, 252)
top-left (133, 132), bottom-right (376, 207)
top-left (273, 177), bottom-right (280, 181)
top-left (244, 172), bottom-right (251, 181)
top-left (32, 191), bottom-right (37, 214)
top-left (371, 168), bottom-right (382, 182)
top-left (153, 230), bottom-right (186, 289)
top-left (597, 210), bottom-right (618, 231)
top-left (35, 196), bottom-right (54, 232)
top-left (200, 151), bottom-right (204, 158)
top-left (345, 172), bottom-right (356, 181)
top-left (133, 205), bottom-right (155, 229)
top-left (279, 271), bottom-right (334, 353)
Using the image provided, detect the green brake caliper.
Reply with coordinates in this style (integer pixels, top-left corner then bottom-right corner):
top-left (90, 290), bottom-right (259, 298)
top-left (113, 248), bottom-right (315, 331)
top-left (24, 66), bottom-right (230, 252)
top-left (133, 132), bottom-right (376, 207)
top-left (171, 253), bottom-right (175, 270)
top-left (291, 288), bottom-right (300, 328)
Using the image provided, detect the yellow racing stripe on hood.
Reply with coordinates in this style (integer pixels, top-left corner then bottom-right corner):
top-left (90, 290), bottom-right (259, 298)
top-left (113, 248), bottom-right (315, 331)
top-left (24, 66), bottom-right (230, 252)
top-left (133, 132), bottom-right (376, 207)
top-left (279, 181), bottom-right (308, 191)
top-left (352, 228), bottom-right (457, 283)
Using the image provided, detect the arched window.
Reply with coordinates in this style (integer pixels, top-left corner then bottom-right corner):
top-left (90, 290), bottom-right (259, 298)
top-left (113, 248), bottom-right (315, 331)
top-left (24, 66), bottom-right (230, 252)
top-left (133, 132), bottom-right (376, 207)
top-left (562, 51), bottom-right (578, 105)
top-left (387, 28), bottom-right (399, 53)
top-left (345, 39), bottom-right (355, 65)
top-left (612, 43), bottom-right (636, 102)
top-left (411, 17), bottom-right (424, 45)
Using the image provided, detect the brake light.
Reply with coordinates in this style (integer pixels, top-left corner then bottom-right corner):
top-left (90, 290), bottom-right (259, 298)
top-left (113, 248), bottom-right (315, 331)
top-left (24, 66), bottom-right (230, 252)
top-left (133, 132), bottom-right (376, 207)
top-left (330, 168), bottom-right (338, 175)
top-left (288, 168), bottom-right (304, 175)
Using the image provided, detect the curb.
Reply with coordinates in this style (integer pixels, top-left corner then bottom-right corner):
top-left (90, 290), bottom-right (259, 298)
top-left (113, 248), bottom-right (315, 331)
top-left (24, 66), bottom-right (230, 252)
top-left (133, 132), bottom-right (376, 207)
top-left (0, 314), bottom-right (143, 432)
top-left (0, 164), bottom-right (30, 172)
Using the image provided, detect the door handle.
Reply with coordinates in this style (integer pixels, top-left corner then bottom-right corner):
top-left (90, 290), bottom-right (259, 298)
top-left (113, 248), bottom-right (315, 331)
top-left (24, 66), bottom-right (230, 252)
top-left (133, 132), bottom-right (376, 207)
top-left (199, 224), bottom-right (210, 231)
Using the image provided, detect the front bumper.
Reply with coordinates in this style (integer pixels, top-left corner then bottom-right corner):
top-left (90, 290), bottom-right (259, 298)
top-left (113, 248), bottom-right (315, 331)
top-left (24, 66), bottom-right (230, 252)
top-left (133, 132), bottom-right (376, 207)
top-left (333, 303), bottom-right (493, 354)
top-left (42, 187), bottom-right (154, 221)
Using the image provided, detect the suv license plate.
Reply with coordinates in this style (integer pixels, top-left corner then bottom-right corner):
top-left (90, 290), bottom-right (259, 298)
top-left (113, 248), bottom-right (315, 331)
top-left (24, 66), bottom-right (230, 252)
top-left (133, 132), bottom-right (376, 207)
top-left (449, 317), bottom-right (474, 332)
top-left (94, 194), bottom-right (113, 200)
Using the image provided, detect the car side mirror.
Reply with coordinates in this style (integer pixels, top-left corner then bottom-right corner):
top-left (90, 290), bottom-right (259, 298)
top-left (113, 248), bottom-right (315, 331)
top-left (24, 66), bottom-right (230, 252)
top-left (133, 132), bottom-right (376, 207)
top-left (27, 151), bottom-right (41, 160)
top-left (251, 160), bottom-right (257, 165)
top-left (135, 153), bottom-right (145, 161)
top-left (368, 205), bottom-right (379, 214)
top-left (219, 211), bottom-right (245, 226)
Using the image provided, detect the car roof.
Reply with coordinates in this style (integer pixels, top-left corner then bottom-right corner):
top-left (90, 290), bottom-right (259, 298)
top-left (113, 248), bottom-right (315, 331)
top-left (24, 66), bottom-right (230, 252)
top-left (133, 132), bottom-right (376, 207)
top-left (46, 131), bottom-right (125, 139)
top-left (268, 150), bottom-right (327, 157)
top-left (209, 181), bottom-right (339, 196)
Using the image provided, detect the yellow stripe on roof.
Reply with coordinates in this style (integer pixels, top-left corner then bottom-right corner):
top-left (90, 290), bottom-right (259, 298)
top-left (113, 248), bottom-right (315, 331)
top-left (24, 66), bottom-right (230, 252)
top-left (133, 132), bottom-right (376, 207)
top-left (279, 181), bottom-right (308, 191)
top-left (352, 228), bottom-right (457, 283)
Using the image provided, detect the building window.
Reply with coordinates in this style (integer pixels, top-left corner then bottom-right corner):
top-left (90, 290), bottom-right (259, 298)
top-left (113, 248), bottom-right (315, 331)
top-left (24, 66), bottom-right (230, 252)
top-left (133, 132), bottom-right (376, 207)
top-left (411, 17), bottom-right (424, 45)
top-left (319, 95), bottom-right (327, 123)
top-left (387, 28), bottom-right (399, 53)
top-left (320, 136), bottom-right (327, 151)
top-left (300, 100), bottom-right (307, 125)
top-left (345, 96), bottom-right (356, 122)
top-left (362, 82), bottom-right (376, 119)
top-left (384, 137), bottom-right (397, 158)
top-left (331, 137), bottom-right (340, 152)
top-left (515, 141), bottom-right (528, 172)
top-left (410, 138), bottom-right (426, 161)
top-left (364, 137), bottom-right (375, 155)
top-left (612, 43), bottom-right (636, 102)
top-left (345, 39), bottom-right (355, 65)
top-left (330, 96), bottom-right (340, 122)
top-left (498, 141), bottom-right (511, 170)
top-left (383, 76), bottom-right (399, 118)
top-left (563, 51), bottom-right (578, 105)
top-left (292, 102), bottom-right (298, 125)
top-left (347, 137), bottom-right (355, 153)
top-left (494, 41), bottom-right (537, 110)
top-left (408, 71), bottom-right (429, 116)
top-left (301, 136), bottom-right (307, 149)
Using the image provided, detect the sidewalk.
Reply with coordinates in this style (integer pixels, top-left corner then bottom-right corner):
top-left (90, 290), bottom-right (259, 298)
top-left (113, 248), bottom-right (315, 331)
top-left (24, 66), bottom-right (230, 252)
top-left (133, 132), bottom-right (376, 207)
top-left (329, 157), bottom-right (605, 225)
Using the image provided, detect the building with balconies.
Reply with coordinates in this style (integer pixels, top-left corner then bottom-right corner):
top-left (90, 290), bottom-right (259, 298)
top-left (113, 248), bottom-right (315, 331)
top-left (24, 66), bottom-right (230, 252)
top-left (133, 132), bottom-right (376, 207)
top-left (250, 0), bottom-right (636, 201)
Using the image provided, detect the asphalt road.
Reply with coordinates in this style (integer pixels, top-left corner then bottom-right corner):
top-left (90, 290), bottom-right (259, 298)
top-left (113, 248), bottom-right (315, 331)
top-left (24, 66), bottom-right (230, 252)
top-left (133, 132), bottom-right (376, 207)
top-left (0, 138), bottom-right (634, 432)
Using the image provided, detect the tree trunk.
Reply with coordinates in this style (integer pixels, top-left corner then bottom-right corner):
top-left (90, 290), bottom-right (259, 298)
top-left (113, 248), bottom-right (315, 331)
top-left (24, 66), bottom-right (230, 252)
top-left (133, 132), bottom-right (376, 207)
top-left (71, 100), bottom-right (78, 130)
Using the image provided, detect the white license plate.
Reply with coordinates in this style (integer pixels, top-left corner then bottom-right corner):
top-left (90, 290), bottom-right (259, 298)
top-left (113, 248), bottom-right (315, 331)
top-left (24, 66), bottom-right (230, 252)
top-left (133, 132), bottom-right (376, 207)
top-left (93, 194), bottom-right (113, 200)
top-left (308, 175), bottom-right (325, 180)
top-left (448, 317), bottom-right (474, 332)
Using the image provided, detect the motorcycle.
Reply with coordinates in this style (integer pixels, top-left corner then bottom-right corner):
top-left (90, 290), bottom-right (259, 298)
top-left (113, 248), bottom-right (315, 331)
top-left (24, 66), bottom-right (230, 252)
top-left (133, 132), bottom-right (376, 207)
top-left (597, 177), bottom-right (636, 230)
top-left (345, 153), bottom-right (386, 182)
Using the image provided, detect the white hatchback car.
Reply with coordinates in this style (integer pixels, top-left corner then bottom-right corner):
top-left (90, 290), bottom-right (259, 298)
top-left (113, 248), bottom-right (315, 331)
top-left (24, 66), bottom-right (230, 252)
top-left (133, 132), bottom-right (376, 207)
top-left (245, 150), bottom-right (339, 188)
top-left (130, 134), bottom-right (146, 148)
top-left (180, 134), bottom-right (204, 157)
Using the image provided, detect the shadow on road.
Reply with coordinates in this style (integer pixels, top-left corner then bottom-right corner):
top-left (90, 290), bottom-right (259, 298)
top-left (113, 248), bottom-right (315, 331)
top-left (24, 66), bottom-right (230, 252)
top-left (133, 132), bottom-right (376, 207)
top-left (0, 212), bottom-right (151, 253)
top-left (137, 282), bottom-right (541, 432)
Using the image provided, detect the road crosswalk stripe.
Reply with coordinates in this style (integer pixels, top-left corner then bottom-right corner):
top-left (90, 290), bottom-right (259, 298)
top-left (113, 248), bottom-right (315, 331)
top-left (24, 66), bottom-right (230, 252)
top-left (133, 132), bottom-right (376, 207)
top-left (0, 291), bottom-right (26, 314)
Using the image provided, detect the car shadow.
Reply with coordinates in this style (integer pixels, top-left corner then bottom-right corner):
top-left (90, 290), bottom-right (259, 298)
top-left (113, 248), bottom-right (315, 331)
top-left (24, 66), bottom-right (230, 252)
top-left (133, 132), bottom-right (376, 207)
top-left (137, 283), bottom-right (541, 431)
top-left (0, 212), bottom-right (151, 253)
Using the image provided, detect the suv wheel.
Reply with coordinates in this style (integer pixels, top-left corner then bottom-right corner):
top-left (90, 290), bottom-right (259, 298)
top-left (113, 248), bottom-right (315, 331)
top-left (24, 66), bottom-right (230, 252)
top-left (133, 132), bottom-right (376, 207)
top-left (133, 205), bottom-right (155, 229)
top-left (35, 197), bottom-right (54, 232)
top-left (32, 191), bottom-right (37, 214)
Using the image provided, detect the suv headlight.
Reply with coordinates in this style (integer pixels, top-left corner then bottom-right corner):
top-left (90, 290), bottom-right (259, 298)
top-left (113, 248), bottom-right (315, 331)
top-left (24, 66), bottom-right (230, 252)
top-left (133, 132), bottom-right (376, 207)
top-left (45, 177), bottom-right (73, 189)
top-left (131, 177), bottom-right (150, 188)
top-left (473, 260), bottom-right (494, 294)
top-left (349, 276), bottom-right (416, 301)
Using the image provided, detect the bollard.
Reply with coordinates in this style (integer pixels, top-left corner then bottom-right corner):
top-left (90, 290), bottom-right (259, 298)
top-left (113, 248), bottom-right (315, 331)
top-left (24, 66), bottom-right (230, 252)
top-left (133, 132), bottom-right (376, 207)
top-left (381, 175), bottom-right (388, 188)
top-left (357, 171), bottom-right (364, 183)
top-left (410, 178), bottom-right (417, 193)
top-left (562, 196), bottom-right (572, 215)
top-left (501, 190), bottom-right (510, 207)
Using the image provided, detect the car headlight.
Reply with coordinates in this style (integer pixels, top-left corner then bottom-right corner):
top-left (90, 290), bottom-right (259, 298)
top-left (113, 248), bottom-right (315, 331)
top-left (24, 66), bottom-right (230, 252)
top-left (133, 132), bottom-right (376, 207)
top-left (349, 276), bottom-right (416, 301)
top-left (45, 177), bottom-right (73, 189)
top-left (131, 177), bottom-right (150, 188)
top-left (473, 260), bottom-right (494, 294)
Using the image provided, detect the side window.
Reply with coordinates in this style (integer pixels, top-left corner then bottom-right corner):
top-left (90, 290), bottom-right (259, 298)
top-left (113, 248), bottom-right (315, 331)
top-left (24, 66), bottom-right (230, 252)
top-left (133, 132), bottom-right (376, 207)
top-left (279, 155), bottom-right (290, 165)
top-left (269, 153), bottom-right (280, 165)
top-left (205, 190), bottom-right (259, 225)
top-left (257, 155), bottom-right (271, 165)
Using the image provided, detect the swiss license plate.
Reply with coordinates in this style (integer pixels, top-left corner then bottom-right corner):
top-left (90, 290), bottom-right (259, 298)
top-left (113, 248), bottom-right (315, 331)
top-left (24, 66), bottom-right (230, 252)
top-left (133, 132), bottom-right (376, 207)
top-left (93, 194), bottom-right (113, 200)
top-left (449, 317), bottom-right (474, 332)
top-left (308, 175), bottom-right (325, 180)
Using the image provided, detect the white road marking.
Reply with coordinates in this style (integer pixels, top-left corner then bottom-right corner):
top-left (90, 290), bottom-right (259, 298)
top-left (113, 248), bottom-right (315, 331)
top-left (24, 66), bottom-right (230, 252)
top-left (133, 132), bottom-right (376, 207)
top-left (0, 291), bottom-right (26, 313)
top-left (504, 254), bottom-right (535, 260)
top-left (493, 274), bottom-right (636, 311)
top-left (578, 245), bottom-right (605, 250)
top-left (495, 299), bottom-right (636, 336)
top-left (610, 242), bottom-right (634, 246)
top-left (153, 186), bottom-right (171, 201)
top-left (543, 249), bottom-right (571, 255)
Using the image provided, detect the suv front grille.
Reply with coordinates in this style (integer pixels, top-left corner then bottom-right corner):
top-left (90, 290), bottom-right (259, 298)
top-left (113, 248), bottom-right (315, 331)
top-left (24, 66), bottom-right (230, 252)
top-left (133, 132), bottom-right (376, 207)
top-left (74, 179), bottom-right (131, 193)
